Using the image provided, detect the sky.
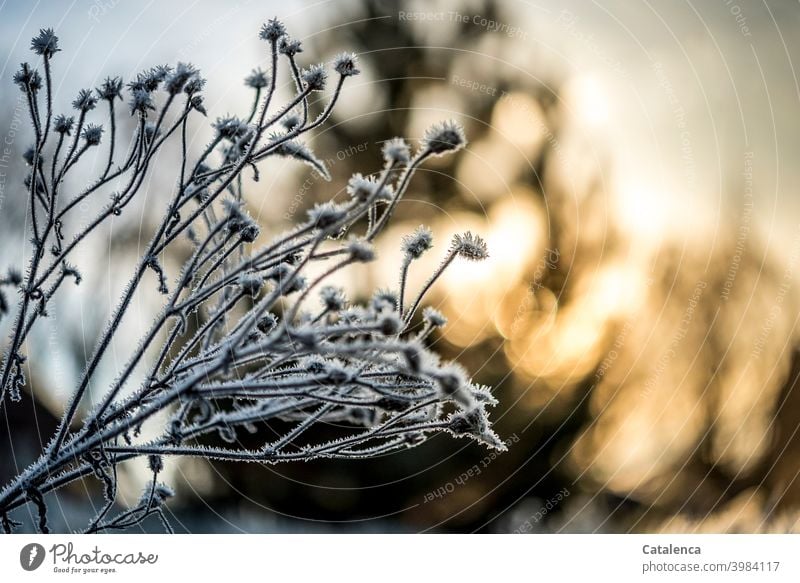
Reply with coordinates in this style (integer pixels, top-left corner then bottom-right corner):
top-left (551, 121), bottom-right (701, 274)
top-left (1, 0), bottom-right (798, 252)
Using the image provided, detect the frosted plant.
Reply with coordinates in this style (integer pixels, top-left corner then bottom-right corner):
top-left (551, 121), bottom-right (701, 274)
top-left (0, 21), bottom-right (503, 534)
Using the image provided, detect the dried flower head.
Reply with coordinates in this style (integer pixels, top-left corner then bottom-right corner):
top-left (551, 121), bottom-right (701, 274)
top-left (320, 286), bottom-right (346, 311)
top-left (451, 231), bottom-right (489, 261)
top-left (382, 137), bottom-right (411, 165)
top-left (422, 120), bottom-right (467, 156)
top-left (150, 483), bottom-right (175, 505)
top-left (127, 66), bottom-right (170, 93)
top-left (147, 454), bottom-right (164, 474)
top-left (13, 63), bottom-right (41, 93)
top-left (82, 124), bottom-right (103, 146)
top-left (6, 268), bottom-right (22, 287)
top-left (346, 238), bottom-right (375, 262)
top-left (214, 115), bottom-right (249, 140)
top-left (281, 111), bottom-right (302, 131)
top-left (97, 76), bottom-right (123, 101)
top-left (423, 306), bottom-right (447, 327)
top-left (244, 68), bottom-right (269, 89)
top-left (447, 406), bottom-right (506, 451)
top-left (377, 312), bottom-right (402, 335)
top-left (402, 226), bottom-right (434, 259)
top-left (301, 64), bottom-right (327, 91)
top-left (165, 62), bottom-right (197, 94)
top-left (278, 37), bottom-right (303, 57)
top-left (372, 289), bottom-right (399, 312)
top-left (129, 88), bottom-right (155, 115)
top-left (307, 202), bottom-right (347, 233)
top-left (435, 363), bottom-right (472, 405)
top-left (30, 28), bottom-right (60, 58)
top-left (259, 18), bottom-right (286, 43)
top-left (184, 76), bottom-right (205, 96)
top-left (238, 274), bottom-right (264, 297)
top-left (53, 114), bottom-right (74, 135)
top-left (72, 88), bottom-right (98, 112)
top-left (22, 147), bottom-right (36, 166)
top-left (333, 52), bottom-right (360, 77)
top-left (346, 173), bottom-right (374, 202)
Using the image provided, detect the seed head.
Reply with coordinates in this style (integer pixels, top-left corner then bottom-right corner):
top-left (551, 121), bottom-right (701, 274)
top-left (72, 88), bottom-right (97, 112)
top-left (6, 268), bottom-right (22, 287)
top-left (82, 124), bottom-right (103, 146)
top-left (307, 202), bottom-right (347, 233)
top-left (346, 238), bottom-right (375, 263)
top-left (147, 455), bottom-right (164, 474)
top-left (301, 64), bottom-right (327, 91)
top-left (165, 62), bottom-right (197, 94)
top-left (333, 52), bottom-right (360, 77)
top-left (447, 406), bottom-right (506, 451)
top-left (259, 18), bottom-right (286, 43)
top-left (377, 312), bottom-right (402, 335)
top-left (346, 173), bottom-right (374, 202)
top-left (30, 28), bottom-right (60, 58)
top-left (53, 115), bottom-right (74, 135)
top-left (238, 274), bottom-right (264, 297)
top-left (422, 120), bottom-right (466, 156)
top-left (214, 115), bottom-right (249, 140)
top-left (320, 286), bottom-right (346, 311)
top-left (451, 231), bottom-right (488, 261)
top-left (13, 64), bottom-right (41, 93)
top-left (372, 289), bottom-right (399, 312)
top-left (423, 307), bottom-right (447, 327)
top-left (184, 76), bottom-right (205, 96)
top-left (245, 68), bottom-right (269, 89)
top-left (129, 88), bottom-right (155, 115)
top-left (278, 37), bottom-right (303, 57)
top-left (382, 137), bottom-right (411, 165)
top-left (282, 111), bottom-right (302, 131)
top-left (97, 76), bottom-right (123, 101)
top-left (402, 226), bottom-right (433, 259)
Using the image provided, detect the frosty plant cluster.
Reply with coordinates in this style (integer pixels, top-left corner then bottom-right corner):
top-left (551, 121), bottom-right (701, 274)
top-left (0, 19), bottom-right (503, 533)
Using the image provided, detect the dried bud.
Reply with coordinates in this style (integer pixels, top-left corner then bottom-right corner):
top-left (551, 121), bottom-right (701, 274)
top-left (147, 455), bottom-right (164, 474)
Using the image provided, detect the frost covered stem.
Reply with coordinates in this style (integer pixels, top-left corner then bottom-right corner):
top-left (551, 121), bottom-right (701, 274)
top-left (403, 248), bottom-right (458, 327)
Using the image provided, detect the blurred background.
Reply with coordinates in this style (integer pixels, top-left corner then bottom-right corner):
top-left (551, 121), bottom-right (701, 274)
top-left (2, 0), bottom-right (800, 533)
